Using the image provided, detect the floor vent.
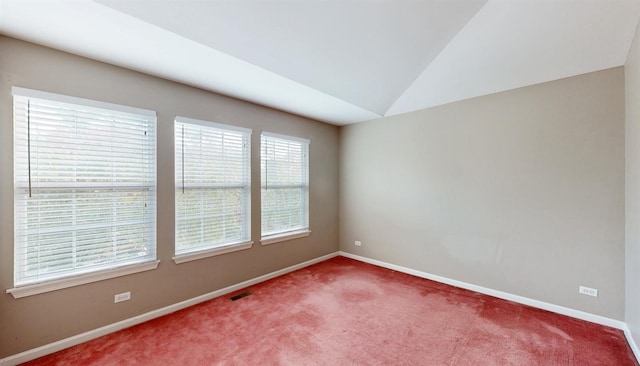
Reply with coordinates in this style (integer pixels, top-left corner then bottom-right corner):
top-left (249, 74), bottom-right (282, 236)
top-left (230, 291), bottom-right (252, 301)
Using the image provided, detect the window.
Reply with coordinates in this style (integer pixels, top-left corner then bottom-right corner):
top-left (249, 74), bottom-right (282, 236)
top-left (12, 87), bottom-right (157, 294)
top-left (261, 132), bottom-right (309, 244)
top-left (174, 117), bottom-right (251, 262)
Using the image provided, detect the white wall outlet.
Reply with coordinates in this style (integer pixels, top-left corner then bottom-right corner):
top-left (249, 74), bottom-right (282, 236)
top-left (579, 286), bottom-right (598, 297)
top-left (114, 291), bottom-right (131, 303)
top-left (354, 240), bottom-right (362, 247)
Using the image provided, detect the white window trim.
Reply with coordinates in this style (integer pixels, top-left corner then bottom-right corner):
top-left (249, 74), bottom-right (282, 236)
top-left (260, 132), bottom-right (310, 239)
top-left (261, 131), bottom-right (310, 145)
top-left (174, 116), bottom-right (252, 134)
top-left (12, 86), bottom-right (155, 117)
top-left (173, 240), bottom-right (254, 264)
top-left (174, 116), bottom-right (252, 257)
top-left (6, 260), bottom-right (160, 299)
top-left (260, 229), bottom-right (311, 246)
top-left (12, 87), bottom-right (158, 288)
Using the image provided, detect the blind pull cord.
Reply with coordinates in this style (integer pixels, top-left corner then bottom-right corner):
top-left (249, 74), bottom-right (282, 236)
top-left (265, 144), bottom-right (268, 191)
top-left (27, 100), bottom-right (32, 198)
top-left (182, 124), bottom-right (185, 194)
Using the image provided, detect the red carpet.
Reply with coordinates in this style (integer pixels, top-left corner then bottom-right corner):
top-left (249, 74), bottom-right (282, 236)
top-left (23, 256), bottom-right (638, 365)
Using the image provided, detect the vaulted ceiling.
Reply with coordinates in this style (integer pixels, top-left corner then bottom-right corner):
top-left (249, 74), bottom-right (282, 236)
top-left (1, 0), bottom-right (639, 125)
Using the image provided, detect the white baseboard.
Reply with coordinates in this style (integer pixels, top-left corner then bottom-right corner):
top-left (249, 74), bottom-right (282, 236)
top-left (624, 324), bottom-right (640, 362)
top-left (339, 251), bottom-right (626, 330)
top-left (0, 252), bottom-right (340, 366)
top-left (3, 251), bottom-right (636, 365)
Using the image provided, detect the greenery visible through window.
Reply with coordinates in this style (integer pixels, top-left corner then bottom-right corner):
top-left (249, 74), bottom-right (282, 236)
top-left (13, 88), bottom-right (157, 287)
top-left (261, 132), bottom-right (309, 239)
top-left (174, 117), bottom-right (251, 255)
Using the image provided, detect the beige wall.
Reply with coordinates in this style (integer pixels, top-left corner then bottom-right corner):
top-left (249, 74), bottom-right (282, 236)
top-left (340, 67), bottom-right (626, 319)
top-left (626, 19), bottom-right (640, 353)
top-left (0, 33), bottom-right (633, 360)
top-left (0, 36), bottom-right (339, 358)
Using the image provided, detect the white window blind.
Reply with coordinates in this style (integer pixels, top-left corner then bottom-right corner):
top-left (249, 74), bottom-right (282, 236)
top-left (261, 132), bottom-right (309, 238)
top-left (175, 117), bottom-right (251, 255)
top-left (13, 87), bottom-right (157, 287)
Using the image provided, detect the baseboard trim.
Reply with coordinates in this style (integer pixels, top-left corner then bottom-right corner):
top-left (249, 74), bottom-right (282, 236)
top-left (3, 251), bottom-right (634, 365)
top-left (0, 251), bottom-right (340, 366)
top-left (624, 324), bottom-right (640, 362)
top-left (339, 251), bottom-right (626, 330)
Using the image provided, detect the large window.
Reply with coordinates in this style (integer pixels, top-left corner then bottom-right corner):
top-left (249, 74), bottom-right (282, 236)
top-left (12, 88), bottom-right (157, 291)
top-left (261, 132), bottom-right (309, 243)
top-left (174, 117), bottom-right (251, 262)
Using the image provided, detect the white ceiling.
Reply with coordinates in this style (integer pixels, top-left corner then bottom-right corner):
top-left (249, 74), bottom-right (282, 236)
top-left (0, 0), bottom-right (639, 125)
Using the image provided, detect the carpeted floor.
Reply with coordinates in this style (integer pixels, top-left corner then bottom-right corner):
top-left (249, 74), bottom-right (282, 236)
top-left (23, 256), bottom-right (638, 365)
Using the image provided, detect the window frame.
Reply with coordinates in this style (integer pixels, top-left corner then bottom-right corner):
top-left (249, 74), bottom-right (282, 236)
top-left (9, 87), bottom-right (159, 298)
top-left (260, 132), bottom-right (310, 245)
top-left (173, 116), bottom-right (253, 264)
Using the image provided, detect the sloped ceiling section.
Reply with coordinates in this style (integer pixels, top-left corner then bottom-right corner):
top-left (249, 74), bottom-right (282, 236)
top-left (388, 0), bottom-right (640, 116)
top-left (96, 0), bottom-right (487, 116)
top-left (0, 0), bottom-right (639, 125)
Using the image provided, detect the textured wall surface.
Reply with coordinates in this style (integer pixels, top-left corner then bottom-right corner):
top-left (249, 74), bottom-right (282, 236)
top-left (0, 36), bottom-right (339, 358)
top-left (625, 18), bottom-right (640, 355)
top-left (340, 67), bottom-right (625, 320)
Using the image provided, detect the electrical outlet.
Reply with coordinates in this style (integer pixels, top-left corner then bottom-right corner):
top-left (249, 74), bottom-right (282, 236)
top-left (114, 291), bottom-right (131, 303)
top-left (354, 240), bottom-right (362, 247)
top-left (579, 286), bottom-right (598, 297)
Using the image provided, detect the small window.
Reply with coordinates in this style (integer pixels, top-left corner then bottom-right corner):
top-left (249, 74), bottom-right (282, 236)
top-left (12, 88), bottom-right (157, 288)
top-left (174, 117), bottom-right (251, 260)
top-left (260, 132), bottom-right (309, 243)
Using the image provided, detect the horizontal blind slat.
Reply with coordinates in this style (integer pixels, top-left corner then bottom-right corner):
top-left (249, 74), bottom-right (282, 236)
top-left (260, 133), bottom-right (309, 236)
top-left (174, 119), bottom-right (251, 255)
top-left (13, 90), bottom-right (157, 286)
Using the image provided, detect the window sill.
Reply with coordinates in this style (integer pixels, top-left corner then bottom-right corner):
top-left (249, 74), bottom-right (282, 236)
top-left (173, 241), bottom-right (253, 264)
top-left (261, 230), bottom-right (311, 246)
top-left (7, 260), bottom-right (161, 299)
